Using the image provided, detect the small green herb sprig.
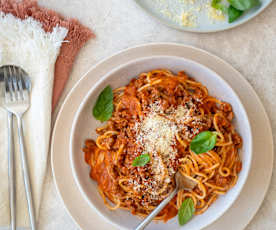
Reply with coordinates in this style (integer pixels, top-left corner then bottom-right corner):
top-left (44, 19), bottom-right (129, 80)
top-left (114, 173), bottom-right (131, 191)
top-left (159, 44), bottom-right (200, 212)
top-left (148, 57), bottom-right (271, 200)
top-left (178, 198), bottom-right (195, 225)
top-left (132, 154), bottom-right (151, 167)
top-left (93, 86), bottom-right (114, 122)
top-left (212, 0), bottom-right (261, 23)
top-left (190, 131), bottom-right (217, 154)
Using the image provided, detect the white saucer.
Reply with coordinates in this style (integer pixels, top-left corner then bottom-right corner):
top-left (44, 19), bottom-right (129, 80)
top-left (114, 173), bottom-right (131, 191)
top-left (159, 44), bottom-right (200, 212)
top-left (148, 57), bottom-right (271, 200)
top-left (51, 43), bottom-right (273, 230)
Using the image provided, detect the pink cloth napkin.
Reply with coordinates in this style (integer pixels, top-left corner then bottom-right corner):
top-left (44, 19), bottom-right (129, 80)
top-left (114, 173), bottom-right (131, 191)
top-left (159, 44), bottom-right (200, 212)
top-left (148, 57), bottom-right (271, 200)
top-left (0, 0), bottom-right (94, 108)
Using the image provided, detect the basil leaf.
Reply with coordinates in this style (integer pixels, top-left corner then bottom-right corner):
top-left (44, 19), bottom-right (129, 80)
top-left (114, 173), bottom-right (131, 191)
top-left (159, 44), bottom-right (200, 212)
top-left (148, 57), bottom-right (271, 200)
top-left (93, 85), bottom-right (113, 122)
top-left (228, 0), bottom-right (260, 11)
top-left (178, 198), bottom-right (195, 226)
top-left (211, 0), bottom-right (228, 14)
top-left (228, 6), bottom-right (243, 23)
top-left (132, 154), bottom-right (150, 167)
top-left (190, 131), bottom-right (217, 154)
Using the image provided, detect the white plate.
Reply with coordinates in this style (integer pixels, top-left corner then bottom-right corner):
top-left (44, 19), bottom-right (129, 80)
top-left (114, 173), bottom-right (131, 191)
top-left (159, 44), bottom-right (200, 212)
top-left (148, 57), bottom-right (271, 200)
top-left (70, 56), bottom-right (252, 230)
top-left (51, 43), bottom-right (273, 230)
top-left (134, 0), bottom-right (272, 33)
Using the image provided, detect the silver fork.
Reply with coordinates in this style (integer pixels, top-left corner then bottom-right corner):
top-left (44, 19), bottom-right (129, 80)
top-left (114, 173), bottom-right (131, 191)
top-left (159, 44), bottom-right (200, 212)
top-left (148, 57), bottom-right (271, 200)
top-left (3, 66), bottom-right (36, 230)
top-left (0, 66), bottom-right (16, 230)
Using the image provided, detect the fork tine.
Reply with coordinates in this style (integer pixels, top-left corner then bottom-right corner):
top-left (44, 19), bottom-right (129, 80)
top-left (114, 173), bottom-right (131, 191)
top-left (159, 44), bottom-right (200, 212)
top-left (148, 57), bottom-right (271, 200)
top-left (21, 71), bottom-right (27, 91)
top-left (17, 69), bottom-right (24, 91)
top-left (12, 66), bottom-right (20, 100)
top-left (17, 69), bottom-right (25, 100)
top-left (4, 67), bottom-right (12, 103)
top-left (4, 67), bottom-right (8, 91)
top-left (8, 66), bottom-right (16, 101)
top-left (3, 67), bottom-right (8, 92)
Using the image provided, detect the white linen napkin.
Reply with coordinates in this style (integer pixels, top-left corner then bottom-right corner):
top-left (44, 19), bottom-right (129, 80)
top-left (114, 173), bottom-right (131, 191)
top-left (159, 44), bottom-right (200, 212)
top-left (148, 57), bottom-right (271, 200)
top-left (0, 12), bottom-right (67, 227)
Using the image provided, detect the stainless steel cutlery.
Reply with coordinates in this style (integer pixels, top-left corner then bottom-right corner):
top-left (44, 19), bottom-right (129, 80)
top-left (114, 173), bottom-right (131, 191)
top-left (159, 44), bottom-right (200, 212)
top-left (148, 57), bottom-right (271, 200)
top-left (0, 65), bottom-right (36, 230)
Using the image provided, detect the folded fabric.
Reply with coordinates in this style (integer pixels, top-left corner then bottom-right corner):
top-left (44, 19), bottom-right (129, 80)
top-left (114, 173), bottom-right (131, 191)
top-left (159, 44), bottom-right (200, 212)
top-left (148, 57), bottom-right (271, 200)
top-left (0, 0), bottom-right (94, 108)
top-left (0, 0), bottom-right (93, 227)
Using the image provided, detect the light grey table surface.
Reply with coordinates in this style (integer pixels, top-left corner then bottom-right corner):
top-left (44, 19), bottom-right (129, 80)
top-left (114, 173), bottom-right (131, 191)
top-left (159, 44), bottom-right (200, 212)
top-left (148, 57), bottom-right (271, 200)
top-left (36, 0), bottom-right (276, 229)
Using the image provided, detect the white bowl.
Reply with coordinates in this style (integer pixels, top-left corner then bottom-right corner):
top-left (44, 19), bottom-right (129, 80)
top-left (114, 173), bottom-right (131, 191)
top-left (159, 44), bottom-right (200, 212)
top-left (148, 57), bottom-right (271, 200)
top-left (70, 56), bottom-right (252, 230)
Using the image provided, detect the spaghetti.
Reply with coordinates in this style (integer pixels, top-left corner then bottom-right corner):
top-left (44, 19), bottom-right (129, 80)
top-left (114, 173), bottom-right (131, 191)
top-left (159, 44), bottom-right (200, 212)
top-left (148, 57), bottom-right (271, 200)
top-left (83, 69), bottom-right (242, 222)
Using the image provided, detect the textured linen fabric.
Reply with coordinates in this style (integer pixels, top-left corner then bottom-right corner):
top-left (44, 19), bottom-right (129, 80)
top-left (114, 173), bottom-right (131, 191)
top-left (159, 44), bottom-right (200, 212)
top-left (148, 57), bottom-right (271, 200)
top-left (0, 12), bottom-right (68, 226)
top-left (0, 0), bottom-right (94, 109)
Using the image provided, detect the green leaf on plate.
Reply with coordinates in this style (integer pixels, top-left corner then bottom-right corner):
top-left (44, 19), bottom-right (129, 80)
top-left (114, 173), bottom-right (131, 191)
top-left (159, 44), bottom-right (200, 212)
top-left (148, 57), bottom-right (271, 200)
top-left (190, 131), bottom-right (217, 154)
top-left (178, 198), bottom-right (195, 226)
top-left (92, 85), bottom-right (113, 122)
top-left (132, 154), bottom-right (150, 167)
top-left (228, 5), bottom-right (243, 23)
top-left (228, 0), bottom-right (260, 11)
top-left (211, 0), bottom-right (228, 14)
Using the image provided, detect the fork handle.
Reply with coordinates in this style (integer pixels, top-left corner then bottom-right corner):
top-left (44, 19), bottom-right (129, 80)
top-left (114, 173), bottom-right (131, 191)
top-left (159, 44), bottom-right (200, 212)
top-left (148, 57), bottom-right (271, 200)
top-left (8, 112), bottom-right (16, 230)
top-left (16, 115), bottom-right (36, 230)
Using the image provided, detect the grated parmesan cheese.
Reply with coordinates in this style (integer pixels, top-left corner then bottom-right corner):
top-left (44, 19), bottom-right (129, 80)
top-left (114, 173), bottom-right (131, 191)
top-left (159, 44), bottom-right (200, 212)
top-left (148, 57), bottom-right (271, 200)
top-left (179, 0), bottom-right (195, 5)
top-left (138, 114), bottom-right (177, 154)
top-left (206, 4), bottom-right (225, 22)
top-left (153, 0), bottom-right (226, 28)
top-left (131, 97), bottom-right (210, 199)
top-left (180, 11), bottom-right (197, 27)
top-left (133, 102), bottom-right (195, 190)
